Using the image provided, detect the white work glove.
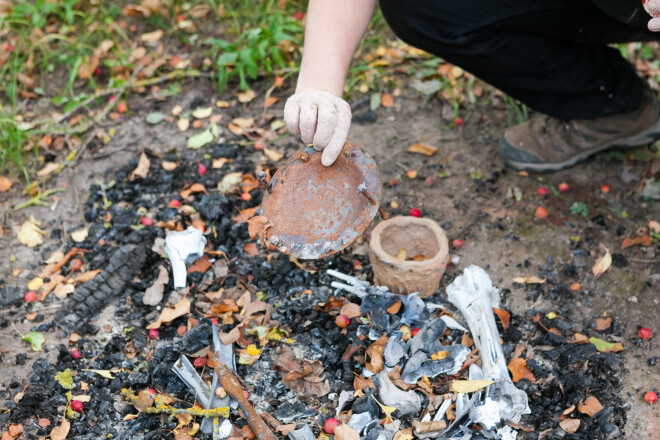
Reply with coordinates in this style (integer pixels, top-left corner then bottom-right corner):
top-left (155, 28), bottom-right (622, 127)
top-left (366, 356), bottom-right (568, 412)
top-left (284, 90), bottom-right (352, 166)
top-left (643, 0), bottom-right (660, 31)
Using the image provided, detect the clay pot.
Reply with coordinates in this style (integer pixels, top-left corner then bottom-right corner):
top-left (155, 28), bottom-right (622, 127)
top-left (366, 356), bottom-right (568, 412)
top-left (369, 216), bottom-right (449, 297)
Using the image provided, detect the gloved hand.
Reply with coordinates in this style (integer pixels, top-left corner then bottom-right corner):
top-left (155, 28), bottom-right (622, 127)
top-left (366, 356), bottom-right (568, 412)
top-left (284, 90), bottom-right (352, 166)
top-left (643, 0), bottom-right (660, 31)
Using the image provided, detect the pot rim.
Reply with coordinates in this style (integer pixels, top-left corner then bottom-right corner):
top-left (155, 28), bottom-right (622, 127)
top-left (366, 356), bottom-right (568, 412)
top-left (369, 216), bottom-right (448, 268)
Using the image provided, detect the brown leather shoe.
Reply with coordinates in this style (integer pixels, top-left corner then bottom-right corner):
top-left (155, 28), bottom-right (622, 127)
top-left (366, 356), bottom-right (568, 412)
top-left (499, 89), bottom-right (660, 172)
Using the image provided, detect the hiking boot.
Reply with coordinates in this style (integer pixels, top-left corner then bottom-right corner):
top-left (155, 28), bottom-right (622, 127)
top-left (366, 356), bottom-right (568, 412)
top-left (498, 89), bottom-right (660, 172)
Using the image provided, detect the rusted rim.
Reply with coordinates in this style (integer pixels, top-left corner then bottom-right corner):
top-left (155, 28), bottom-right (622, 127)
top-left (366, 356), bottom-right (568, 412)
top-left (260, 143), bottom-right (382, 259)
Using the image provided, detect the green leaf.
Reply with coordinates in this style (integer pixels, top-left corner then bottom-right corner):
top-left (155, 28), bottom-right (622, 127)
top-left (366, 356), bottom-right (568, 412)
top-left (23, 331), bottom-right (45, 351)
top-left (589, 337), bottom-right (623, 353)
top-left (145, 112), bottom-right (166, 125)
top-left (55, 368), bottom-right (73, 390)
top-left (187, 122), bottom-right (219, 149)
top-left (370, 93), bottom-right (381, 111)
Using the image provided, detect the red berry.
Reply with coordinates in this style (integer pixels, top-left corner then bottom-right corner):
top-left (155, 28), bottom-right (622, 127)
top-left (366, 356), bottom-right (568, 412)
top-left (117, 102), bottom-right (127, 113)
top-left (411, 328), bottom-right (420, 337)
top-left (169, 199), bottom-right (180, 208)
top-left (644, 391), bottom-right (657, 405)
top-left (148, 328), bottom-right (159, 339)
top-left (24, 291), bottom-right (36, 302)
top-left (149, 388), bottom-right (157, 394)
top-left (198, 164), bottom-right (207, 175)
top-left (210, 318), bottom-right (218, 325)
top-left (601, 184), bottom-right (610, 193)
top-left (452, 239), bottom-right (463, 249)
top-left (409, 208), bottom-right (422, 218)
top-left (93, 66), bottom-right (102, 76)
top-left (71, 400), bottom-right (84, 412)
top-left (141, 217), bottom-right (153, 226)
top-left (335, 315), bottom-right (350, 329)
top-left (535, 206), bottom-right (549, 219)
top-left (293, 12), bottom-right (304, 20)
top-left (240, 192), bottom-right (252, 201)
top-left (176, 14), bottom-right (184, 22)
top-left (7, 43), bottom-right (15, 53)
top-left (638, 327), bottom-right (652, 340)
top-left (71, 349), bottom-right (81, 359)
top-left (558, 182), bottom-right (569, 192)
top-left (324, 418), bottom-right (340, 434)
top-left (537, 187), bottom-right (548, 196)
top-left (243, 390), bottom-right (250, 399)
top-left (353, 259), bottom-right (362, 269)
top-left (454, 117), bottom-right (463, 126)
top-left (108, 95), bottom-right (116, 103)
top-left (193, 357), bottom-right (207, 368)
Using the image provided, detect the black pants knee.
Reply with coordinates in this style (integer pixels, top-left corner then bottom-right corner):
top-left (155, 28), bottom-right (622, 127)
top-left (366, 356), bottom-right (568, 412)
top-left (378, 0), bottom-right (659, 119)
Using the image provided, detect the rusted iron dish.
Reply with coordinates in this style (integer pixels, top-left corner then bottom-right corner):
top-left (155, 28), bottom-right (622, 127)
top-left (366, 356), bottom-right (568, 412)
top-left (261, 143), bottom-right (382, 260)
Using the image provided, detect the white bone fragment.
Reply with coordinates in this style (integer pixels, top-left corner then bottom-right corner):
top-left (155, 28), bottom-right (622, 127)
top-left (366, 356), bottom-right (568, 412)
top-left (447, 266), bottom-right (530, 430)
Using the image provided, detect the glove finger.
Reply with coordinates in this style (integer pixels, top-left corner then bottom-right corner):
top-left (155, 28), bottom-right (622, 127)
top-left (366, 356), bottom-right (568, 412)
top-left (299, 101), bottom-right (318, 144)
top-left (283, 96), bottom-right (301, 135)
top-left (312, 102), bottom-right (338, 150)
top-left (321, 101), bottom-right (351, 166)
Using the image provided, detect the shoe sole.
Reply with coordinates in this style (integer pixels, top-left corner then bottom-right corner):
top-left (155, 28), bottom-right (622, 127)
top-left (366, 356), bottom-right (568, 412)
top-left (500, 117), bottom-right (660, 172)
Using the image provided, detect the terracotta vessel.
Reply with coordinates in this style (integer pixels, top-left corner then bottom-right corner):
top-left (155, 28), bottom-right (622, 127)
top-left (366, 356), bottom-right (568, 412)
top-left (369, 216), bottom-right (449, 297)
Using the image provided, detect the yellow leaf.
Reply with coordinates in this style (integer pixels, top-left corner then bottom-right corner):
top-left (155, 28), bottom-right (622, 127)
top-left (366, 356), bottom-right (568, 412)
top-left (592, 243), bottom-right (611, 278)
top-left (450, 379), bottom-right (494, 393)
top-left (147, 297), bottom-right (191, 329)
top-left (28, 277), bottom-right (44, 291)
top-left (370, 395), bottom-right (397, 423)
top-left (17, 216), bottom-right (46, 247)
top-left (246, 344), bottom-right (260, 356)
top-left (512, 276), bottom-right (546, 284)
top-left (71, 227), bottom-right (89, 243)
top-left (216, 100), bottom-right (229, 108)
top-left (431, 350), bottom-right (449, 360)
top-left (81, 369), bottom-right (117, 379)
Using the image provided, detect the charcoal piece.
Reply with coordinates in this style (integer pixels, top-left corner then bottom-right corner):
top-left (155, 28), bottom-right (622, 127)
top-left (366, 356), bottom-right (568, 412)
top-left (181, 322), bottom-right (212, 354)
top-left (383, 335), bottom-right (406, 368)
top-left (401, 345), bottom-right (470, 384)
top-left (533, 332), bottom-right (565, 346)
top-left (600, 423), bottom-right (621, 439)
top-left (0, 285), bottom-right (23, 308)
top-left (546, 343), bottom-right (597, 365)
top-left (348, 411), bottom-right (374, 433)
top-left (400, 294), bottom-right (429, 327)
top-left (352, 390), bottom-right (381, 419)
top-left (372, 371), bottom-right (421, 416)
top-left (611, 254), bottom-right (628, 268)
top-left (360, 294), bottom-right (398, 316)
top-left (52, 244), bottom-right (147, 333)
top-left (409, 319), bottom-right (447, 355)
top-left (274, 401), bottom-right (317, 423)
top-left (288, 424), bottom-right (315, 440)
top-left (370, 307), bottom-right (391, 331)
top-left (110, 207), bottom-right (139, 231)
top-left (195, 193), bottom-right (229, 222)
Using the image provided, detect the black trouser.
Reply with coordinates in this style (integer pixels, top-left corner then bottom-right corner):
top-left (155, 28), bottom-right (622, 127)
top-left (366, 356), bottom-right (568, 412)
top-left (378, 0), bottom-right (658, 119)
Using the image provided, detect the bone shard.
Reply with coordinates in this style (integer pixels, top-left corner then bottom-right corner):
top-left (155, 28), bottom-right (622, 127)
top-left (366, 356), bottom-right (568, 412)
top-left (446, 265), bottom-right (530, 430)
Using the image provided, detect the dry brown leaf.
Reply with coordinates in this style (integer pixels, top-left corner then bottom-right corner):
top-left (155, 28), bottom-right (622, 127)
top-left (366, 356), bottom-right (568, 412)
top-left (70, 270), bottom-right (101, 284)
top-left (219, 326), bottom-right (241, 345)
top-left (187, 255), bottom-right (212, 274)
top-left (273, 346), bottom-right (330, 396)
top-left (365, 335), bottom-right (388, 374)
top-left (592, 244), bottom-right (612, 278)
top-left (140, 29), bottom-right (164, 43)
top-left (334, 424), bottom-right (360, 440)
top-left (180, 183), bottom-right (208, 199)
top-left (123, 4), bottom-right (151, 17)
top-left (594, 317), bottom-right (612, 331)
top-left (243, 243), bottom-right (260, 256)
top-left (144, 265), bottom-right (169, 306)
top-left (649, 220), bottom-right (660, 233)
top-left (0, 176), bottom-right (12, 192)
top-left (276, 424), bottom-right (297, 435)
top-left (147, 297), bottom-right (191, 329)
top-left (264, 96), bottom-right (278, 108)
top-left (339, 302), bottom-right (362, 319)
top-left (492, 307), bottom-right (510, 330)
top-left (507, 358), bottom-right (535, 383)
top-left (353, 374), bottom-right (375, 391)
top-left (49, 417), bottom-right (71, 440)
top-left (559, 418), bottom-right (580, 434)
top-left (512, 276), bottom-right (546, 284)
top-left (407, 143), bottom-right (438, 156)
top-left (263, 147), bottom-right (283, 161)
top-left (621, 235), bottom-right (652, 249)
top-left (578, 396), bottom-right (604, 417)
top-left (130, 151), bottom-right (150, 181)
top-left (237, 89), bottom-right (255, 103)
top-left (381, 93), bottom-right (394, 108)
top-left (53, 283), bottom-right (75, 299)
top-left (233, 207), bottom-right (259, 223)
top-left (36, 162), bottom-right (59, 177)
top-left (162, 161), bottom-right (178, 171)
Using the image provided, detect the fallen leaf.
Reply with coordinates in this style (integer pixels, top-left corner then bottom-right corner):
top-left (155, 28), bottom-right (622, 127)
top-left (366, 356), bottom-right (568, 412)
top-left (17, 216), bottom-right (46, 247)
top-left (578, 396), bottom-right (604, 417)
top-left (177, 117), bottom-right (190, 132)
top-left (265, 96), bottom-right (278, 107)
top-left (27, 277), bottom-right (43, 291)
top-left (386, 300), bottom-right (402, 314)
top-left (81, 369), bottom-right (118, 379)
top-left (37, 162), bottom-right (59, 177)
top-left (450, 379), bottom-right (494, 393)
top-left (493, 307), bottom-right (510, 330)
top-left (512, 276), bottom-right (546, 284)
top-left (147, 297), bottom-right (191, 329)
top-left (592, 244), bottom-right (612, 278)
top-left (162, 161), bottom-right (178, 171)
top-left (595, 317), bottom-right (612, 331)
top-left (53, 283), bottom-right (75, 299)
top-left (381, 93), bottom-right (394, 108)
top-left (365, 335), bottom-right (388, 373)
top-left (589, 337), bottom-right (623, 353)
top-left (228, 117), bottom-right (255, 135)
top-left (38, 418), bottom-right (51, 428)
top-left (334, 424), bottom-right (360, 440)
top-left (407, 143), bottom-right (438, 156)
top-left (559, 418), bottom-right (580, 434)
top-left (507, 358), bottom-right (535, 383)
top-left (180, 183), bottom-right (208, 199)
top-left (237, 89), bottom-right (255, 103)
top-left (187, 122), bottom-right (219, 149)
top-left (243, 243), bottom-right (259, 256)
top-left (6, 424), bottom-right (22, 437)
top-left (212, 158), bottom-right (230, 169)
top-left (233, 207), bottom-right (259, 223)
top-left (621, 235), bottom-right (652, 249)
top-left (145, 112), bottom-right (166, 124)
top-left (276, 424), bottom-right (297, 435)
top-left (49, 417), bottom-right (70, 440)
top-left (649, 220), bottom-right (660, 233)
top-left (140, 29), bottom-right (164, 43)
top-left (392, 428), bottom-right (414, 440)
top-left (263, 147), bottom-right (283, 161)
top-left (187, 254), bottom-right (212, 274)
top-left (371, 395), bottom-right (398, 423)
top-left (70, 270), bottom-right (101, 284)
top-left (71, 227), bottom-right (89, 243)
top-left (340, 302), bottom-right (362, 319)
top-left (353, 374), bottom-right (375, 391)
top-left (23, 331), bottom-right (45, 351)
top-left (273, 346), bottom-right (330, 396)
top-left (44, 251), bottom-right (64, 264)
top-left (0, 176), bottom-right (12, 192)
top-left (130, 151), bottom-right (151, 180)
top-left (143, 265), bottom-right (169, 306)
top-left (431, 350), bottom-right (449, 360)
top-left (216, 100), bottom-right (229, 108)
top-left (191, 106), bottom-right (213, 119)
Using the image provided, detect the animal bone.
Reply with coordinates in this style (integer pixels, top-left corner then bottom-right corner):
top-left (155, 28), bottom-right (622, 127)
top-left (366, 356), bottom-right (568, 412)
top-left (446, 265), bottom-right (530, 430)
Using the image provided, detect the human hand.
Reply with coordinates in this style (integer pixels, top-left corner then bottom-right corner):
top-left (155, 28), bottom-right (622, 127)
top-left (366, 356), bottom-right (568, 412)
top-left (284, 90), bottom-right (352, 166)
top-left (643, 0), bottom-right (660, 31)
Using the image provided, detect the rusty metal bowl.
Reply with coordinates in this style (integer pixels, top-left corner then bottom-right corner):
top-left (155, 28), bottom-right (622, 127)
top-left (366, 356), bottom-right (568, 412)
top-left (260, 143), bottom-right (382, 260)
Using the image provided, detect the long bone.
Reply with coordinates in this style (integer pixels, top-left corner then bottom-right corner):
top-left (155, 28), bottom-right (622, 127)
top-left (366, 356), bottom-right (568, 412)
top-left (446, 265), bottom-right (530, 430)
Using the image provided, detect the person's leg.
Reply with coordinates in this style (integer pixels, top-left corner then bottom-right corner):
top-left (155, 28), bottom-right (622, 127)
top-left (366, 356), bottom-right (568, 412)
top-left (378, 0), bottom-right (656, 119)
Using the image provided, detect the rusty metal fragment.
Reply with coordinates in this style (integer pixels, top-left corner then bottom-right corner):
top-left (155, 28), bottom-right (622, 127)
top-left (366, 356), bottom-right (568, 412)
top-left (261, 143), bottom-right (382, 259)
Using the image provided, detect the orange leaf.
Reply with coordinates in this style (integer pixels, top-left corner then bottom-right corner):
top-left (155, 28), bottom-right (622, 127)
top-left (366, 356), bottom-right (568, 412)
top-left (578, 396), bottom-right (604, 417)
top-left (233, 207), bottom-right (259, 223)
top-left (243, 243), bottom-right (260, 256)
top-left (264, 96), bottom-right (278, 108)
top-left (339, 302), bottom-right (362, 319)
top-left (492, 308), bottom-right (510, 330)
top-left (180, 183), bottom-right (208, 199)
top-left (621, 235), bottom-right (652, 249)
top-left (407, 143), bottom-right (438, 156)
top-left (386, 300), bottom-right (402, 314)
top-left (365, 335), bottom-right (389, 374)
top-left (559, 419), bottom-right (580, 434)
top-left (353, 374), bottom-right (375, 391)
top-left (594, 317), bottom-right (612, 331)
top-left (0, 176), bottom-right (13, 192)
top-left (211, 299), bottom-right (239, 315)
top-left (569, 283), bottom-right (580, 291)
top-left (187, 255), bottom-right (212, 274)
top-left (247, 216), bottom-right (269, 239)
top-left (381, 93), bottom-right (394, 108)
top-left (507, 358), bottom-right (535, 383)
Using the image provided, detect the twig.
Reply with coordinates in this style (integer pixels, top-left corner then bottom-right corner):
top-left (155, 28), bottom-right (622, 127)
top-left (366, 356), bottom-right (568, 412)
top-left (121, 389), bottom-right (229, 418)
top-left (13, 188), bottom-right (65, 211)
